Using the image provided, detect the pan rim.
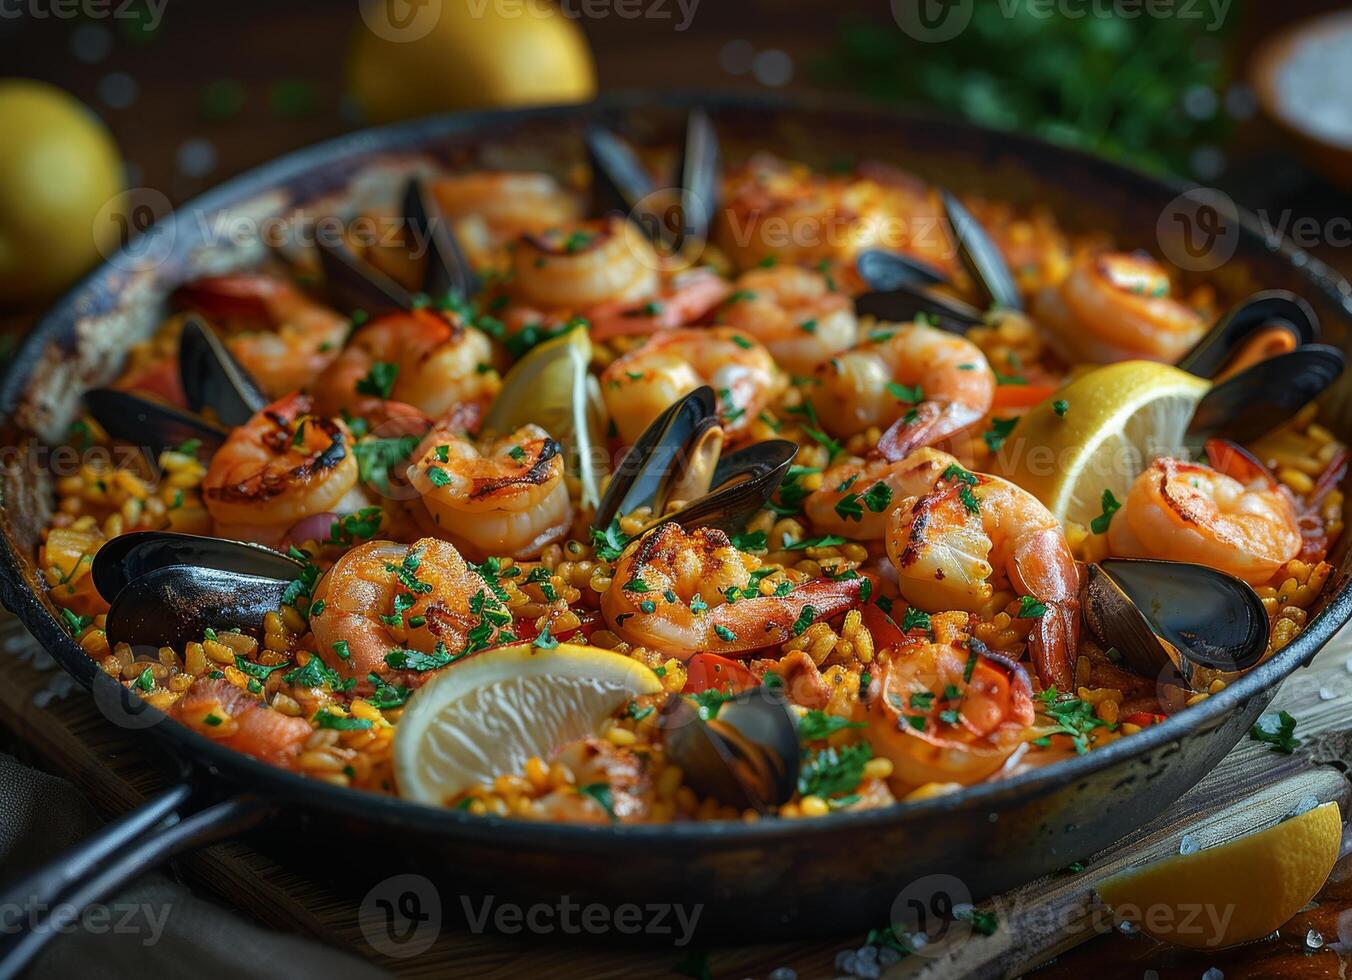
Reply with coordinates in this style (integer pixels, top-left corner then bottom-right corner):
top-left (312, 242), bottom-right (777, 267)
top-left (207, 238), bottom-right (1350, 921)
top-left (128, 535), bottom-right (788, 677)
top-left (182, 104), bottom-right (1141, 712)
top-left (2, 89), bottom-right (1350, 845)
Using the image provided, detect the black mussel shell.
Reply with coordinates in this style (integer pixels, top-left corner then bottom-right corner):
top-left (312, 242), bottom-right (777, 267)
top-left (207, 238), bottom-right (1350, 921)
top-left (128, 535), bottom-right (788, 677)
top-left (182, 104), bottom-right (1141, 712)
top-left (593, 386), bottom-right (722, 530)
top-left (674, 108), bottom-right (720, 250)
top-left (853, 282), bottom-right (984, 333)
top-left (655, 439), bottom-right (797, 534)
top-left (1186, 344), bottom-right (1346, 445)
top-left (178, 315), bottom-right (266, 425)
top-left (92, 531), bottom-right (300, 604)
top-left (1083, 559), bottom-right (1269, 682)
top-left (317, 176), bottom-right (478, 317)
top-left (1176, 290), bottom-right (1319, 380)
top-left (83, 388), bottom-right (228, 457)
top-left (942, 190), bottom-right (1022, 312)
top-left (403, 176), bottom-right (479, 300)
top-left (585, 123), bottom-right (654, 219)
top-left (104, 564), bottom-right (295, 651)
top-left (660, 691), bottom-right (799, 812)
top-left (316, 230), bottom-right (416, 318)
top-left (855, 248), bottom-right (948, 293)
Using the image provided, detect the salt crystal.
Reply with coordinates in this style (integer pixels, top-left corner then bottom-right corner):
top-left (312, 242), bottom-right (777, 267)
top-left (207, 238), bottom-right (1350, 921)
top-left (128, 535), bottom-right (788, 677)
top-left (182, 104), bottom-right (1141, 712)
top-left (1321, 686), bottom-right (1337, 700)
top-left (907, 932), bottom-right (928, 950)
top-left (1179, 833), bottom-right (1200, 855)
top-left (1307, 928), bottom-right (1325, 950)
top-left (1118, 920), bottom-right (1138, 936)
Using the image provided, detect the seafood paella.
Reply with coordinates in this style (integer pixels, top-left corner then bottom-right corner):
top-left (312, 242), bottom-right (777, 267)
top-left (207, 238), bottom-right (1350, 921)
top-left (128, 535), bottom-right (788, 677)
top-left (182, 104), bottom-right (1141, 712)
top-left (37, 112), bottom-right (1348, 824)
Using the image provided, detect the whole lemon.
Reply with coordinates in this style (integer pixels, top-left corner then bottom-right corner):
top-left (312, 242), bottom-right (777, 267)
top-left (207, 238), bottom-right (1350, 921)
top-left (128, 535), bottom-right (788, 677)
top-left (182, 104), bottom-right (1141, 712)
top-left (0, 80), bottom-right (125, 307)
top-left (348, 0), bottom-right (597, 122)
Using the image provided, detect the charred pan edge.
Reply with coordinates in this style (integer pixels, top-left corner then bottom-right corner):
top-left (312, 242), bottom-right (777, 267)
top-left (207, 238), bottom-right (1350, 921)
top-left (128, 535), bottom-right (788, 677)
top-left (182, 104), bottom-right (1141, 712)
top-left (0, 92), bottom-right (1349, 847)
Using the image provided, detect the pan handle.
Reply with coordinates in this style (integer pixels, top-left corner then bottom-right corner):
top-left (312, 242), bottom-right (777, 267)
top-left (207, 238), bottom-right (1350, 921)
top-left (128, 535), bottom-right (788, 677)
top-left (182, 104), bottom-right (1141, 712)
top-left (0, 783), bottom-right (274, 979)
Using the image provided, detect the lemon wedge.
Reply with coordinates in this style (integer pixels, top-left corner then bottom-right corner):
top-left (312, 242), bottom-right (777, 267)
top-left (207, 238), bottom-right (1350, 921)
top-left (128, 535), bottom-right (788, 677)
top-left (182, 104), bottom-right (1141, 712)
top-left (1096, 801), bottom-right (1341, 949)
top-left (481, 327), bottom-right (608, 509)
top-left (394, 642), bottom-right (661, 806)
top-left (991, 361), bottom-right (1210, 530)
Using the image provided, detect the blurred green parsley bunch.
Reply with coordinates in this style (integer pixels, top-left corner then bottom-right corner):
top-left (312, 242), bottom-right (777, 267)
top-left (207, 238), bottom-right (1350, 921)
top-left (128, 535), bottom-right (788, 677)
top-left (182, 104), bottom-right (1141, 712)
top-left (819, 2), bottom-right (1239, 177)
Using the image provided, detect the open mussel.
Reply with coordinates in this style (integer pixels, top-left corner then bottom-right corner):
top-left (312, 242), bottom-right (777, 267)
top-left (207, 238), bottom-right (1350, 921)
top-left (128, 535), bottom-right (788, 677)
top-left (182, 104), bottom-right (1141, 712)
top-left (1185, 343), bottom-right (1346, 447)
top-left (1083, 558), bottom-right (1269, 685)
top-left (317, 175), bottom-right (480, 317)
top-left (659, 689), bottom-right (800, 812)
top-left (92, 531), bottom-right (302, 649)
top-left (592, 386), bottom-right (796, 535)
top-left (1176, 290), bottom-right (1319, 380)
top-left (586, 109), bottom-right (720, 253)
top-left (852, 192), bottom-right (1022, 330)
top-left (84, 315), bottom-right (261, 456)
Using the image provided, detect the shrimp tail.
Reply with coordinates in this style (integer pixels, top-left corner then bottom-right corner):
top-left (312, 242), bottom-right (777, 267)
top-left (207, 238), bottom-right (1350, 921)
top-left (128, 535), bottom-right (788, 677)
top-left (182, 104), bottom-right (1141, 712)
top-left (878, 402), bottom-right (985, 461)
top-left (713, 574), bottom-right (869, 658)
top-left (1027, 597), bottom-right (1078, 690)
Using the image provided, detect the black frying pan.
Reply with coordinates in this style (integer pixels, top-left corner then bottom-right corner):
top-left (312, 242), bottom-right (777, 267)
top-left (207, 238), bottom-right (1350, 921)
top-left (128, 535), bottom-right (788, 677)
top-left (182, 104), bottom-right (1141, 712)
top-left (0, 92), bottom-right (1350, 973)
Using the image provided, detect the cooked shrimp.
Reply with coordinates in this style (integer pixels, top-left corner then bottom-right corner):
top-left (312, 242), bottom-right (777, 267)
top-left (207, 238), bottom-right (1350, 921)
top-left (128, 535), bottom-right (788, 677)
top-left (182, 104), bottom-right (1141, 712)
top-left (174, 274), bottom-right (348, 397)
top-left (313, 309), bottom-right (497, 420)
top-left (431, 171), bottom-right (580, 243)
top-left (601, 523), bottom-right (868, 660)
top-left (1032, 251), bottom-right (1208, 364)
top-left (885, 468), bottom-right (1080, 688)
top-left (521, 737), bottom-right (651, 823)
top-left (202, 392), bottom-right (360, 547)
top-left (169, 677), bottom-right (312, 767)
top-left (715, 157), bottom-right (956, 273)
top-left (406, 420), bottom-right (572, 560)
top-left (864, 634), bottom-right (1035, 790)
top-left (600, 327), bottom-right (782, 443)
top-left (511, 217), bottom-right (660, 310)
top-left (716, 265), bottom-right (858, 375)
top-left (309, 537), bottom-right (513, 681)
top-left (586, 266), bottom-right (731, 340)
top-left (1107, 456), bottom-right (1301, 584)
top-left (804, 447), bottom-right (957, 540)
top-left (811, 321), bottom-right (996, 455)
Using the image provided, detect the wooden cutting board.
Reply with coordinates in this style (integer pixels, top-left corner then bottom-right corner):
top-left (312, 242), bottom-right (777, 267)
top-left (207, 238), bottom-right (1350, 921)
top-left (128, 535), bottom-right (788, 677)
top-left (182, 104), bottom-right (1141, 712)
top-left (1, 613), bottom-right (1349, 979)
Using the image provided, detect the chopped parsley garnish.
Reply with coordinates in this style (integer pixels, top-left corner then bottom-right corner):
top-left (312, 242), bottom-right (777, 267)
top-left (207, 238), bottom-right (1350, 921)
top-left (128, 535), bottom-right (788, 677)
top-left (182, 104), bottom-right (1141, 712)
top-left (730, 334), bottom-right (753, 350)
top-left (790, 604), bottom-right (816, 637)
top-left (886, 382), bottom-right (923, 403)
top-left (59, 608), bottom-right (92, 635)
top-left (533, 625), bottom-right (560, 649)
top-left (1249, 711), bottom-right (1300, 754)
top-left (983, 416), bottom-right (1018, 453)
top-left (958, 484), bottom-right (981, 515)
top-left (623, 579), bottom-right (651, 593)
top-left (1017, 595), bottom-right (1048, 618)
top-left (1035, 687), bottom-right (1112, 755)
top-left (577, 782), bottom-right (617, 822)
top-left (1053, 399), bottom-right (1069, 417)
top-left (385, 643), bottom-right (458, 672)
top-left (783, 534), bottom-right (847, 550)
top-left (798, 742), bottom-right (872, 799)
top-left (507, 445), bottom-right (527, 463)
top-left (770, 464), bottom-right (821, 516)
top-left (314, 710), bottom-right (373, 731)
top-left (799, 318), bottom-right (817, 334)
top-left (283, 653), bottom-right (343, 690)
top-left (367, 673), bottom-right (410, 709)
top-left (798, 710), bottom-right (865, 742)
top-left (280, 549), bottom-right (321, 607)
top-left (901, 607), bottom-right (931, 632)
top-left (133, 667), bottom-right (154, 691)
top-left (956, 907), bottom-right (999, 936)
top-left (909, 691), bottom-right (935, 711)
top-left (713, 624), bottom-right (737, 642)
top-left (590, 519), bottom-right (630, 562)
top-left (942, 463), bottom-right (978, 486)
top-left (353, 435), bottom-right (420, 492)
top-left (688, 688), bottom-right (735, 720)
top-left (326, 506), bottom-right (384, 546)
top-left (627, 701), bottom-right (654, 722)
top-left (1089, 489), bottom-right (1122, 535)
top-left (730, 530), bottom-right (768, 552)
top-left (355, 361), bottom-right (398, 400)
top-left (235, 656), bottom-right (288, 680)
top-left (426, 466), bottom-right (451, 488)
